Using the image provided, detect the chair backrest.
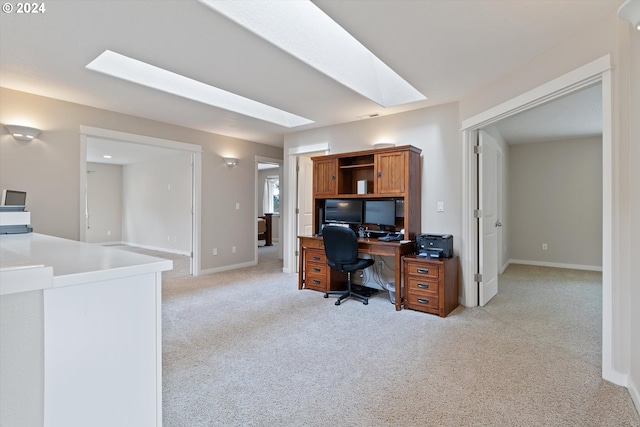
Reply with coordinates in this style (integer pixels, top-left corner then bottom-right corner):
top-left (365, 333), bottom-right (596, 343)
top-left (322, 225), bottom-right (359, 271)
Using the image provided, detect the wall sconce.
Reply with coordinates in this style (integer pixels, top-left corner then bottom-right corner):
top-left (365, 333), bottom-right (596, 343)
top-left (223, 157), bottom-right (239, 167)
top-left (4, 124), bottom-right (41, 141)
top-left (619, 0), bottom-right (640, 30)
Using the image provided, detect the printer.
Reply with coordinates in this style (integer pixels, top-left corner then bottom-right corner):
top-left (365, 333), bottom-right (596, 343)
top-left (415, 233), bottom-right (453, 258)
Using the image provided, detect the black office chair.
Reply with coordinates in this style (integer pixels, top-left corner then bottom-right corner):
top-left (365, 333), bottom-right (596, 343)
top-left (322, 225), bottom-right (375, 305)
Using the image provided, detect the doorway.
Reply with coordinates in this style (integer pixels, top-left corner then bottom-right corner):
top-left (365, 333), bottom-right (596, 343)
top-left (255, 156), bottom-right (283, 264)
top-left (282, 143), bottom-right (329, 275)
top-left (461, 55), bottom-right (617, 384)
top-left (79, 126), bottom-right (203, 276)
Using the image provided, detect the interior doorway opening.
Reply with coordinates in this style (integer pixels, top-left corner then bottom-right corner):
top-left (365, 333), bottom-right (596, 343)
top-left (461, 55), bottom-right (616, 384)
top-left (79, 126), bottom-right (202, 276)
top-left (255, 156), bottom-right (283, 264)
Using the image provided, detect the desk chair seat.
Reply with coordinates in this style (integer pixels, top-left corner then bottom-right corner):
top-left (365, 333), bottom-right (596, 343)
top-left (322, 226), bottom-right (375, 305)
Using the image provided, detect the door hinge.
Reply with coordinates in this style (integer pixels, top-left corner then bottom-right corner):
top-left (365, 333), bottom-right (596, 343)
top-left (295, 208), bottom-right (299, 214)
top-left (474, 209), bottom-right (482, 218)
top-left (474, 273), bottom-right (483, 282)
top-left (474, 145), bottom-right (482, 154)
top-left (295, 250), bottom-right (299, 256)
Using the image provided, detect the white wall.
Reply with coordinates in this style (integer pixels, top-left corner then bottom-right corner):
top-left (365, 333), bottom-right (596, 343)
top-left (283, 102), bottom-right (461, 284)
top-left (122, 153), bottom-right (192, 254)
top-left (508, 136), bottom-right (602, 269)
top-left (0, 87), bottom-right (283, 271)
top-left (459, 9), bottom-right (637, 405)
top-left (626, 20), bottom-right (640, 412)
top-left (86, 162), bottom-right (122, 244)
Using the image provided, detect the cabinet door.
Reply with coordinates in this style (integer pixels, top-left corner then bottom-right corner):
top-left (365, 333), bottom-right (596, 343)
top-left (376, 151), bottom-right (406, 194)
top-left (313, 158), bottom-right (337, 196)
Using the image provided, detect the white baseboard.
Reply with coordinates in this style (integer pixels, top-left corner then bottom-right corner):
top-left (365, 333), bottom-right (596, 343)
top-left (93, 240), bottom-right (124, 246)
top-left (507, 259), bottom-right (602, 272)
top-left (200, 260), bottom-right (257, 275)
top-left (628, 374), bottom-right (640, 417)
top-left (121, 241), bottom-right (191, 257)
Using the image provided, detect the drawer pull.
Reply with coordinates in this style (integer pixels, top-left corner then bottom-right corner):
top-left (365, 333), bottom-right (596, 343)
top-left (417, 283), bottom-right (430, 289)
top-left (312, 256), bottom-right (321, 261)
top-left (417, 298), bottom-right (430, 304)
top-left (417, 268), bottom-right (429, 274)
top-left (313, 280), bottom-right (321, 285)
top-left (312, 267), bottom-right (321, 273)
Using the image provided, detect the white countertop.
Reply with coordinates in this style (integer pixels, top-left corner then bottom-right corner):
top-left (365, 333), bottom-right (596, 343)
top-left (0, 233), bottom-right (172, 295)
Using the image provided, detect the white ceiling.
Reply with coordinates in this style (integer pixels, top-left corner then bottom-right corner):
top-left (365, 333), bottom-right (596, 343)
top-left (1, 0), bottom-right (617, 147)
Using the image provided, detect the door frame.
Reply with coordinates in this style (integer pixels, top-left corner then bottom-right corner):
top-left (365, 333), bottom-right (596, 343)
top-left (460, 55), bottom-right (620, 384)
top-left (79, 125), bottom-right (203, 276)
top-left (283, 143), bottom-right (329, 274)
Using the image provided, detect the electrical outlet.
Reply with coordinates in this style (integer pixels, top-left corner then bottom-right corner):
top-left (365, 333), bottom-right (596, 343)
top-left (107, 230), bottom-right (111, 236)
top-left (213, 248), bottom-right (217, 255)
top-left (542, 243), bottom-right (548, 250)
top-left (232, 246), bottom-right (237, 253)
top-left (235, 203), bottom-right (240, 210)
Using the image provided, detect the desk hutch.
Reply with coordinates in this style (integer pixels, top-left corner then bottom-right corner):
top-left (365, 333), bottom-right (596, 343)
top-left (310, 145), bottom-right (422, 239)
top-left (298, 145), bottom-right (422, 311)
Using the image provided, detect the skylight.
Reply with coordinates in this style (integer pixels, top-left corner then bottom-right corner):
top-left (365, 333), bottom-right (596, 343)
top-left (86, 50), bottom-right (314, 128)
top-left (199, 0), bottom-right (427, 108)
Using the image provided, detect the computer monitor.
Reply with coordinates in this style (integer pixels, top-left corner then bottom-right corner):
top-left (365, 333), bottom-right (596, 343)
top-left (324, 199), bottom-right (363, 224)
top-left (364, 199), bottom-right (396, 230)
top-left (1, 189), bottom-right (27, 206)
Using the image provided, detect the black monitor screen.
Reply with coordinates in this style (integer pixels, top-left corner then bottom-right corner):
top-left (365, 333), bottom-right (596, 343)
top-left (364, 200), bottom-right (396, 228)
top-left (324, 199), bottom-right (363, 224)
top-left (1, 190), bottom-right (27, 206)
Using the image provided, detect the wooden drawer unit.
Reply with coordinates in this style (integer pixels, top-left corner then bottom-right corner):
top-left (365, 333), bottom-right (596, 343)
top-left (403, 255), bottom-right (459, 317)
top-left (302, 247), bottom-right (346, 292)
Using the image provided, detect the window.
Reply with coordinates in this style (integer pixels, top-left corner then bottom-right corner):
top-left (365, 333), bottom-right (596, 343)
top-left (264, 177), bottom-right (279, 214)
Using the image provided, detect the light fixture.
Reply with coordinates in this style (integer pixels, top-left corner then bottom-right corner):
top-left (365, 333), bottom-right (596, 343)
top-left (4, 124), bottom-right (41, 141)
top-left (86, 50), bottom-right (314, 128)
top-left (373, 143), bottom-right (395, 149)
top-left (223, 157), bottom-right (239, 167)
top-left (619, 0), bottom-right (640, 30)
top-left (199, 0), bottom-right (427, 108)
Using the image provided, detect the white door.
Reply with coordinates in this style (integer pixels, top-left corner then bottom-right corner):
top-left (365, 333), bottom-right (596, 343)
top-left (296, 156), bottom-right (314, 271)
top-left (478, 130), bottom-right (499, 306)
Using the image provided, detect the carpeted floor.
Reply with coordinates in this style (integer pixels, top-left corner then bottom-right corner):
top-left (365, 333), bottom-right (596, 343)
top-left (113, 244), bottom-right (639, 426)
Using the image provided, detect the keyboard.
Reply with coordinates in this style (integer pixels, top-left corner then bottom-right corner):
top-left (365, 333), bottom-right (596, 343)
top-left (378, 233), bottom-right (402, 241)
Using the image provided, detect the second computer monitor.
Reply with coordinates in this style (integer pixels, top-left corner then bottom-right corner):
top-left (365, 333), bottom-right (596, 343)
top-left (364, 200), bottom-right (396, 230)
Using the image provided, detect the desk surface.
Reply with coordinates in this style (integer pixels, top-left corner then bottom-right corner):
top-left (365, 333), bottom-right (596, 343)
top-left (298, 235), bottom-right (415, 310)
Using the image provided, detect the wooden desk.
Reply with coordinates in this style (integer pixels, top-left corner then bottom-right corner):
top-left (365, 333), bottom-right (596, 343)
top-left (298, 235), bottom-right (414, 311)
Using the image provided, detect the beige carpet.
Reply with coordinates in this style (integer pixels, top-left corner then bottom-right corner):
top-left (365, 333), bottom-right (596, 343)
top-left (120, 244), bottom-right (638, 426)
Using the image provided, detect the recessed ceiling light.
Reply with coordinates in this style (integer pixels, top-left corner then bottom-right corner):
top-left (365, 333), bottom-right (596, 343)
top-left (199, 0), bottom-right (427, 108)
top-left (103, 155), bottom-right (112, 159)
top-left (86, 50), bottom-right (314, 128)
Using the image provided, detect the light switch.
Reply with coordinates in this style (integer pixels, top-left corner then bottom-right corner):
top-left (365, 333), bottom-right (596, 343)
top-left (437, 202), bottom-right (444, 212)
top-left (236, 203), bottom-right (240, 210)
